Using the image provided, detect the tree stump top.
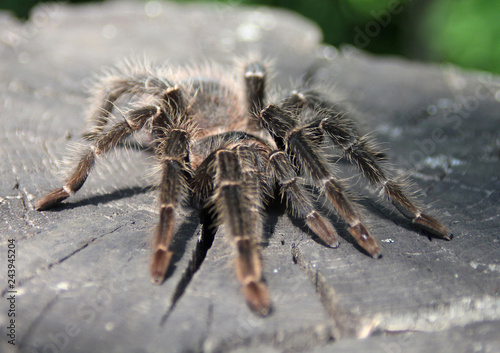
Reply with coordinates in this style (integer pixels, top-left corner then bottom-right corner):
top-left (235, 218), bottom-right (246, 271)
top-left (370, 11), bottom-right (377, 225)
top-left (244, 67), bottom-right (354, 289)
top-left (1, 2), bottom-right (499, 352)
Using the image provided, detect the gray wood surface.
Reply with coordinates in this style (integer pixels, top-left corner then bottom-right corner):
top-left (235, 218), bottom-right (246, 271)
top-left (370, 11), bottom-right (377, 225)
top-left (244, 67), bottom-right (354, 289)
top-left (1, 2), bottom-right (499, 352)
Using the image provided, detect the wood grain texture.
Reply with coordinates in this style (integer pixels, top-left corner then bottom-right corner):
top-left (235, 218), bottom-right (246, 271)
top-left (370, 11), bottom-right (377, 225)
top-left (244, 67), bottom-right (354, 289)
top-left (0, 2), bottom-right (499, 352)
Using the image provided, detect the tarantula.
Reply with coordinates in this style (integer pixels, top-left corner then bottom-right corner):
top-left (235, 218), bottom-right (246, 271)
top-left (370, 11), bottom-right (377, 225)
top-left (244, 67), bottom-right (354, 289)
top-left (36, 58), bottom-right (452, 316)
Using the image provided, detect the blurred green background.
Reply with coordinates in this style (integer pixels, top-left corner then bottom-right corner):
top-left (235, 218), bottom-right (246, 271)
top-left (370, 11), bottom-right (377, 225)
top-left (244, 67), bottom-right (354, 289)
top-left (1, 0), bottom-right (499, 74)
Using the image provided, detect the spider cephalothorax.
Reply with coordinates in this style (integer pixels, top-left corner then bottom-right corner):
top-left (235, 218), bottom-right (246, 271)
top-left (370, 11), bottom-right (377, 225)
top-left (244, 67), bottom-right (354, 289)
top-left (36, 58), bottom-right (452, 316)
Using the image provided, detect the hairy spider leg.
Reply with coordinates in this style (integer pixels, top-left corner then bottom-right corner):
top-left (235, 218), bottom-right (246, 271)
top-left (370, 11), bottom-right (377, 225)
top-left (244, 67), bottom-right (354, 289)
top-left (209, 146), bottom-right (271, 316)
top-left (244, 61), bottom-right (266, 114)
top-left (36, 105), bottom-right (164, 210)
top-left (150, 125), bottom-right (194, 284)
top-left (191, 137), bottom-right (272, 315)
top-left (260, 104), bottom-right (381, 258)
top-left (287, 89), bottom-right (452, 240)
top-left (242, 61), bottom-right (268, 133)
top-left (192, 131), bottom-right (340, 248)
top-left (268, 150), bottom-right (339, 247)
top-left (83, 72), bottom-right (174, 140)
top-left (211, 62), bottom-right (339, 248)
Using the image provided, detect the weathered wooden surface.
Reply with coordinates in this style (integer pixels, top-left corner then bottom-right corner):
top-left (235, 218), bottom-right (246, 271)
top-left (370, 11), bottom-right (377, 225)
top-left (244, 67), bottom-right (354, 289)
top-left (1, 2), bottom-right (499, 352)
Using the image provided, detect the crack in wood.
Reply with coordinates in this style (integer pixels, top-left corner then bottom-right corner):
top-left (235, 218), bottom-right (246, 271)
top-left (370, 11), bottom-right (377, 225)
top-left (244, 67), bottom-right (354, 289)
top-left (290, 245), bottom-right (500, 340)
top-left (374, 295), bottom-right (500, 334)
top-left (50, 224), bottom-right (125, 269)
top-left (1, 225), bottom-right (126, 298)
top-left (19, 295), bottom-right (59, 350)
top-left (8, 178), bottom-right (38, 230)
top-left (13, 178), bottom-right (28, 213)
top-left (205, 324), bottom-right (335, 353)
top-left (290, 242), bottom-right (364, 340)
top-left (197, 302), bottom-right (214, 352)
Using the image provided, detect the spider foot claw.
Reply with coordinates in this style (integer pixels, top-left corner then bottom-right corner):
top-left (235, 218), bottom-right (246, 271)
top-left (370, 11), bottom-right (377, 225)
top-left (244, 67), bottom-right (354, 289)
top-left (348, 223), bottom-right (381, 259)
top-left (306, 211), bottom-right (339, 247)
top-left (150, 249), bottom-right (173, 284)
top-left (35, 188), bottom-right (70, 210)
top-left (243, 280), bottom-right (272, 317)
top-left (413, 213), bottom-right (452, 240)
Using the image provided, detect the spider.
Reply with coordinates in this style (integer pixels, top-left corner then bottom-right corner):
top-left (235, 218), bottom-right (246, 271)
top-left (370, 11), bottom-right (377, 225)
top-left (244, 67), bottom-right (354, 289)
top-left (36, 57), bottom-right (452, 316)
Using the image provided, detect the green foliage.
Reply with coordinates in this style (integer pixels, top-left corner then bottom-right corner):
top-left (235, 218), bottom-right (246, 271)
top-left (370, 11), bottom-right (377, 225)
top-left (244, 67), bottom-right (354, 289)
top-left (422, 0), bottom-right (500, 74)
top-left (0, 0), bottom-right (102, 19)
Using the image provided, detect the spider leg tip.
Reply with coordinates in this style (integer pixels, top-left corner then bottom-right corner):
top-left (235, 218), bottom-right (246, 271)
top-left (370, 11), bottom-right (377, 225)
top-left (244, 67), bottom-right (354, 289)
top-left (35, 188), bottom-right (70, 211)
top-left (150, 269), bottom-right (167, 285)
top-left (150, 249), bottom-right (173, 285)
top-left (151, 275), bottom-right (164, 285)
top-left (306, 212), bottom-right (339, 248)
top-left (243, 281), bottom-right (272, 317)
top-left (348, 223), bottom-right (381, 259)
top-left (413, 214), bottom-right (453, 241)
top-left (35, 198), bottom-right (56, 211)
top-left (252, 302), bottom-right (273, 317)
top-left (260, 305), bottom-right (273, 317)
top-left (329, 241), bottom-right (340, 249)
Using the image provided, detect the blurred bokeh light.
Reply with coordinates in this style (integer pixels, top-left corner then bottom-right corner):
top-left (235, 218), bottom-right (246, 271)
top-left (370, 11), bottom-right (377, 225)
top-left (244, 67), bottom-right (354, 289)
top-left (2, 0), bottom-right (499, 74)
